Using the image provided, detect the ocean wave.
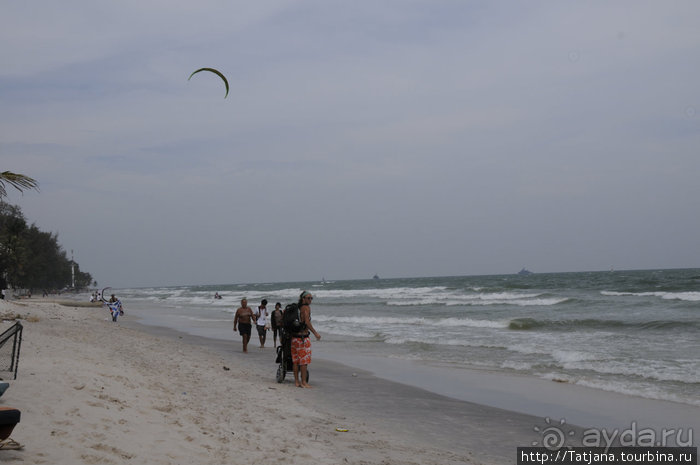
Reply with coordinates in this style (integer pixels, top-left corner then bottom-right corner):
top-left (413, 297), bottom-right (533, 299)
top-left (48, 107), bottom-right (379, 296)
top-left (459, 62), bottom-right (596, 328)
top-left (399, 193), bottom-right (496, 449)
top-left (316, 326), bottom-right (384, 339)
top-left (574, 379), bottom-right (700, 407)
top-left (507, 317), bottom-right (700, 331)
top-left (312, 286), bottom-right (448, 299)
top-left (550, 349), bottom-right (597, 364)
top-left (501, 360), bottom-right (537, 371)
top-left (561, 359), bottom-right (700, 384)
top-left (314, 314), bottom-right (507, 328)
top-left (176, 315), bottom-right (231, 323)
top-left (501, 348), bottom-right (700, 385)
top-left (601, 290), bottom-right (700, 302)
top-left (388, 296), bottom-right (568, 307)
top-left (499, 353), bottom-right (700, 392)
top-left (382, 335), bottom-right (492, 348)
top-left (123, 284), bottom-right (571, 309)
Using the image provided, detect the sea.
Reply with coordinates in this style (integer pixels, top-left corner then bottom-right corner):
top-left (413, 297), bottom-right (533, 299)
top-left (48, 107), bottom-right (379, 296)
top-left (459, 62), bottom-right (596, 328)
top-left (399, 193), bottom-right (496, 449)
top-left (100, 268), bottom-right (699, 408)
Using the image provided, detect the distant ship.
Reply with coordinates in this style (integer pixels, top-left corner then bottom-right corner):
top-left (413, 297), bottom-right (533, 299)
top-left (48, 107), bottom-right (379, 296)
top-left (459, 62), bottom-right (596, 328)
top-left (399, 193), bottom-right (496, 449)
top-left (517, 268), bottom-right (533, 275)
top-left (373, 274), bottom-right (380, 280)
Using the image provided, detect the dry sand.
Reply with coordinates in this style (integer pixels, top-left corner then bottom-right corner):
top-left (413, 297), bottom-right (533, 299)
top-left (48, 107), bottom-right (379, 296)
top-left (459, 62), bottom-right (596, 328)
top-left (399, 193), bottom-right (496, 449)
top-left (1, 299), bottom-right (511, 464)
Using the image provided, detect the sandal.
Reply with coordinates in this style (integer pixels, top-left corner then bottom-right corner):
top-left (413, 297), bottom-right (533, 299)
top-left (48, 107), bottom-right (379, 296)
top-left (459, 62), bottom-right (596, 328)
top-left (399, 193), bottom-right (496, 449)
top-left (0, 438), bottom-right (23, 450)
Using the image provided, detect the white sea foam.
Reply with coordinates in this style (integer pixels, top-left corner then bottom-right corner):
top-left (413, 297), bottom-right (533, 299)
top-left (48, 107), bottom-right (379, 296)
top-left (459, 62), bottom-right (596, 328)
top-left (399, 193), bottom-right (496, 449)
top-left (313, 314), bottom-right (508, 328)
top-left (383, 335), bottom-right (478, 348)
top-left (568, 360), bottom-right (700, 384)
top-left (575, 378), bottom-right (700, 407)
top-left (601, 290), bottom-right (700, 301)
top-left (317, 326), bottom-right (378, 338)
top-left (501, 360), bottom-right (535, 371)
top-left (315, 315), bottom-right (426, 325)
top-left (177, 315), bottom-right (231, 323)
top-left (312, 286), bottom-right (449, 300)
top-left (550, 349), bottom-right (597, 365)
top-left (388, 296), bottom-right (567, 307)
top-left (439, 317), bottom-right (508, 328)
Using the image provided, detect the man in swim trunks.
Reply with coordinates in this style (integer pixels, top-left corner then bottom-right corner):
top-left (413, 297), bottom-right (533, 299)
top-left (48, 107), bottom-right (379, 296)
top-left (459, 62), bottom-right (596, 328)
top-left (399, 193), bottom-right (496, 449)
top-left (233, 298), bottom-right (255, 353)
top-left (292, 291), bottom-right (321, 388)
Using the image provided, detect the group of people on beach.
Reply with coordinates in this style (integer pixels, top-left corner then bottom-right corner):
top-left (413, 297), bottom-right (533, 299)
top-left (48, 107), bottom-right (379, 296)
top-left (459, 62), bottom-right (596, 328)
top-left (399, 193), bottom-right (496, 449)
top-left (233, 297), bottom-right (276, 350)
top-left (233, 291), bottom-right (320, 388)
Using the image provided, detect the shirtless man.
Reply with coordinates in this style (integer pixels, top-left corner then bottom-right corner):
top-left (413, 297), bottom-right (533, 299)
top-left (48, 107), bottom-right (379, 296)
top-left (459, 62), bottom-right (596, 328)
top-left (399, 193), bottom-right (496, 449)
top-left (233, 298), bottom-right (256, 353)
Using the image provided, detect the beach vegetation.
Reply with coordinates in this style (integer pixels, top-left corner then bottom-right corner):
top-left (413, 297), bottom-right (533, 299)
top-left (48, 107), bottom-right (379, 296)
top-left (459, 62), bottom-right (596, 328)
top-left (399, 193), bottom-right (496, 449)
top-left (0, 202), bottom-right (93, 292)
top-left (0, 171), bottom-right (39, 198)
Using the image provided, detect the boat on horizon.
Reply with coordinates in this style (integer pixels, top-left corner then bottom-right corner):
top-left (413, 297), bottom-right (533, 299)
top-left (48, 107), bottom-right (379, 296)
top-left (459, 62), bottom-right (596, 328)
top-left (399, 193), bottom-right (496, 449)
top-left (517, 268), bottom-right (533, 275)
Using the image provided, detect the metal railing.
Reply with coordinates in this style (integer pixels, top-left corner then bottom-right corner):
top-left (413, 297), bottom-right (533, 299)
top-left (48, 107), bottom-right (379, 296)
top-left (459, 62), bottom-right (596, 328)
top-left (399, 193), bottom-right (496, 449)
top-left (0, 322), bottom-right (22, 380)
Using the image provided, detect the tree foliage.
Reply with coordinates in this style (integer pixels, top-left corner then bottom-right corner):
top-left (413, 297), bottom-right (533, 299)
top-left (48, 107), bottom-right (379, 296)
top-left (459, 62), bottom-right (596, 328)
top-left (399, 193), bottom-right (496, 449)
top-left (0, 171), bottom-right (39, 198)
top-left (0, 202), bottom-right (93, 291)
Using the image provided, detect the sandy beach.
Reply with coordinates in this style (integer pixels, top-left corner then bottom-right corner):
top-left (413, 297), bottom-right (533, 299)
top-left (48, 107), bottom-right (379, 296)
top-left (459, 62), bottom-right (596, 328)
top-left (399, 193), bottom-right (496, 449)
top-left (0, 298), bottom-right (697, 464)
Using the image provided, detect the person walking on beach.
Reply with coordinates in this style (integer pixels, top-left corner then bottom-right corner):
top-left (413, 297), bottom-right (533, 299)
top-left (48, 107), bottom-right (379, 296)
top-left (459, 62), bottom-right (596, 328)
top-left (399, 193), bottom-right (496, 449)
top-left (255, 299), bottom-right (269, 348)
top-left (233, 298), bottom-right (255, 353)
top-left (292, 291), bottom-right (320, 388)
top-left (107, 298), bottom-right (124, 322)
top-left (270, 302), bottom-right (284, 347)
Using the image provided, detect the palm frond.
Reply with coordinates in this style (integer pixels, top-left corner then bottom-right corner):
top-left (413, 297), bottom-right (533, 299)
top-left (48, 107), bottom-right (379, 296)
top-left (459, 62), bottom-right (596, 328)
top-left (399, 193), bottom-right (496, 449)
top-left (0, 171), bottom-right (40, 197)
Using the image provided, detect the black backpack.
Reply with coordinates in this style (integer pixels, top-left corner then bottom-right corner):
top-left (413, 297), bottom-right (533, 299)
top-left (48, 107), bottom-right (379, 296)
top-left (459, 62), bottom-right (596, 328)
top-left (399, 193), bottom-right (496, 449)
top-left (282, 303), bottom-right (304, 332)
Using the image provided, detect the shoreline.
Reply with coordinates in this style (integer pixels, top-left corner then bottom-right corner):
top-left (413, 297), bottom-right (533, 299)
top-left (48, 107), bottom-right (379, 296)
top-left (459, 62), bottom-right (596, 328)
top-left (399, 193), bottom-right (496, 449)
top-left (118, 304), bottom-right (700, 446)
top-left (2, 299), bottom-right (697, 465)
top-left (116, 313), bottom-right (553, 462)
top-left (312, 346), bottom-right (700, 433)
top-left (117, 301), bottom-right (700, 433)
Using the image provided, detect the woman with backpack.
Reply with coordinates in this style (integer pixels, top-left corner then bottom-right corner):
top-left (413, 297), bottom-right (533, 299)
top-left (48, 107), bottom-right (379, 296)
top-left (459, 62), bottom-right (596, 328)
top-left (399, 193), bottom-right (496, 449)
top-left (292, 291), bottom-right (321, 388)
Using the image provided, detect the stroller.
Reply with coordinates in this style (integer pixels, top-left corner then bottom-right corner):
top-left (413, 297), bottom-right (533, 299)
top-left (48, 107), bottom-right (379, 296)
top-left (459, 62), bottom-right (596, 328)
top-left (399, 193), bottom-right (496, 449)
top-left (275, 329), bottom-right (309, 383)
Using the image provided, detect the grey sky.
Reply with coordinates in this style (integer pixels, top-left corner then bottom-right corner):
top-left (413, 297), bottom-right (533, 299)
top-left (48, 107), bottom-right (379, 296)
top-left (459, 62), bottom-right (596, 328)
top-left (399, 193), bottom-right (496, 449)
top-left (2, 1), bottom-right (699, 288)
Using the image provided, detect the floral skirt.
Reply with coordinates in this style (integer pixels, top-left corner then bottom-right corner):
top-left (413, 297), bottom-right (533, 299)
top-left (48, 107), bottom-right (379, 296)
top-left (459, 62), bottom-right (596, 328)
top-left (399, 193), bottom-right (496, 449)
top-left (291, 337), bottom-right (312, 365)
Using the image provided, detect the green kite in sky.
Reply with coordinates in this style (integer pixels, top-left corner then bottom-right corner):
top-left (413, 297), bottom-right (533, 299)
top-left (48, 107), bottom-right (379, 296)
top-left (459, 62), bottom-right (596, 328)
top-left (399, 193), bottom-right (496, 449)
top-left (188, 67), bottom-right (229, 98)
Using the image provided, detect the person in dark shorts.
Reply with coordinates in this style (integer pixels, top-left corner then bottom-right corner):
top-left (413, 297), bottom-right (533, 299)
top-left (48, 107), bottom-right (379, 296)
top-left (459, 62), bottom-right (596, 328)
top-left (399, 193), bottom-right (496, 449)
top-left (233, 298), bottom-right (255, 353)
top-left (270, 302), bottom-right (284, 347)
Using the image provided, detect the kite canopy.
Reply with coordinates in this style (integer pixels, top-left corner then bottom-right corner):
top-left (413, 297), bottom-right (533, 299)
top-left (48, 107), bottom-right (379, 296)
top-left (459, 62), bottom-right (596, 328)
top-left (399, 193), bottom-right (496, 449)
top-left (100, 287), bottom-right (111, 303)
top-left (188, 67), bottom-right (229, 98)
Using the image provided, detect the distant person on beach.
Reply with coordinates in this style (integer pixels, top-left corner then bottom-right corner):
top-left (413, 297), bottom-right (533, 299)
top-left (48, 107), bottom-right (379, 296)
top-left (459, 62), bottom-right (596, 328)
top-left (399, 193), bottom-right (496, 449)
top-left (270, 302), bottom-right (283, 347)
top-left (233, 298), bottom-right (255, 353)
top-left (255, 299), bottom-right (269, 348)
top-left (214, 292), bottom-right (222, 300)
top-left (292, 291), bottom-right (321, 388)
top-left (108, 299), bottom-right (124, 322)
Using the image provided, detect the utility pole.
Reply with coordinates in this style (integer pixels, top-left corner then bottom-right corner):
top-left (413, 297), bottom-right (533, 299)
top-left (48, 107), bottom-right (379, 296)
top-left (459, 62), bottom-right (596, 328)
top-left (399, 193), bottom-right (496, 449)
top-left (71, 249), bottom-right (75, 289)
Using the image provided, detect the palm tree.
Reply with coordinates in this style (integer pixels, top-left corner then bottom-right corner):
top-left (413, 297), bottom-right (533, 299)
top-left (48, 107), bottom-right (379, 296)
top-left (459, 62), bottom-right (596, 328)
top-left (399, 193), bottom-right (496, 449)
top-left (0, 171), bottom-right (39, 197)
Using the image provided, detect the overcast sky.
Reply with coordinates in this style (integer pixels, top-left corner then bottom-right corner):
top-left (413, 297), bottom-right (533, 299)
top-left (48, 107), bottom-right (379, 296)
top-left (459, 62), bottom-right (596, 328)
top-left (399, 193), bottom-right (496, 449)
top-left (2, 1), bottom-right (699, 288)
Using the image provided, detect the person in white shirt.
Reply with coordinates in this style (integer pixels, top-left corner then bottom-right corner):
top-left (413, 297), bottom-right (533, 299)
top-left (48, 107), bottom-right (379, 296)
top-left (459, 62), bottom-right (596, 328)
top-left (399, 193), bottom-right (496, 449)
top-left (255, 299), bottom-right (269, 348)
